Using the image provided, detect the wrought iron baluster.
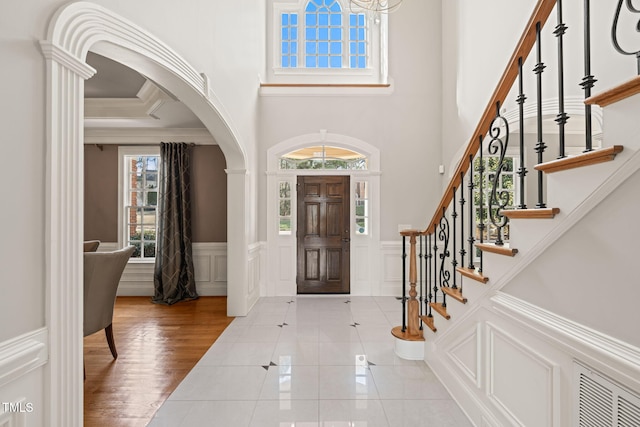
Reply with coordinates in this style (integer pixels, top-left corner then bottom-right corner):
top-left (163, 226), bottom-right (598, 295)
top-left (534, 21), bottom-right (547, 208)
top-left (401, 235), bottom-right (407, 332)
top-left (427, 233), bottom-right (433, 318)
top-left (451, 186), bottom-right (458, 289)
top-left (438, 208), bottom-right (450, 309)
top-left (516, 56), bottom-right (528, 209)
top-left (419, 234), bottom-right (424, 330)
top-left (459, 172), bottom-right (466, 294)
top-left (581, 0), bottom-right (596, 152)
top-left (555, 0), bottom-right (569, 159)
top-left (467, 155), bottom-right (476, 270)
top-left (612, 0), bottom-right (640, 74)
top-left (433, 229), bottom-right (439, 306)
top-left (488, 102), bottom-right (511, 246)
top-left (478, 137), bottom-right (485, 273)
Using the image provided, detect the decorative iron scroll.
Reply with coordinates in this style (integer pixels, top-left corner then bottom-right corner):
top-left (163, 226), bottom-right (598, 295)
top-left (612, 0), bottom-right (640, 74)
top-left (487, 104), bottom-right (510, 246)
top-left (438, 211), bottom-right (451, 290)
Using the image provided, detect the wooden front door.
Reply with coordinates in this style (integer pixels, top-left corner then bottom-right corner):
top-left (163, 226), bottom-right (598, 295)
top-left (296, 176), bottom-right (350, 294)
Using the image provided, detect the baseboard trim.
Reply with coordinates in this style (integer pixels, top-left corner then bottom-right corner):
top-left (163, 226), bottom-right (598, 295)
top-left (0, 328), bottom-right (48, 388)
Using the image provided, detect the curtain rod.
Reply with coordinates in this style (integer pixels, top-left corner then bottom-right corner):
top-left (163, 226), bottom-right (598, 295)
top-left (94, 142), bottom-right (198, 151)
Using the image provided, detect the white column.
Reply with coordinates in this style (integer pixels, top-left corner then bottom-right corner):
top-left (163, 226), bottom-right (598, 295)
top-left (226, 169), bottom-right (249, 316)
top-left (40, 41), bottom-right (96, 427)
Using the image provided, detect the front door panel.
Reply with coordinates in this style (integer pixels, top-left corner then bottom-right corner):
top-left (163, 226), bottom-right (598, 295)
top-left (296, 176), bottom-right (350, 294)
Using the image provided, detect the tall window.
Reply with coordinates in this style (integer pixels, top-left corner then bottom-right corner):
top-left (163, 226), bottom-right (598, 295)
top-left (279, 181), bottom-right (293, 235)
top-left (280, 0), bottom-right (367, 70)
top-left (120, 147), bottom-right (160, 260)
top-left (354, 181), bottom-right (368, 235)
top-left (270, 0), bottom-right (387, 85)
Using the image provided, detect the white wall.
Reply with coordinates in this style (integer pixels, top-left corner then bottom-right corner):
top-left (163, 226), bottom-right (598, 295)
top-left (0, 0), bottom-right (263, 424)
top-left (258, 0), bottom-right (444, 242)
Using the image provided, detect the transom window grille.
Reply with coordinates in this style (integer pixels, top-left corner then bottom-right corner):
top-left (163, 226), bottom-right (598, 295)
top-left (355, 181), bottom-right (369, 235)
top-left (123, 154), bottom-right (159, 259)
top-left (473, 155), bottom-right (516, 245)
top-left (279, 181), bottom-right (293, 235)
top-left (279, 0), bottom-right (368, 70)
top-left (279, 145), bottom-right (367, 170)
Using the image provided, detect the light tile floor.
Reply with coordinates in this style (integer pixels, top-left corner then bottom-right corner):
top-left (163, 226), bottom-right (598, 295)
top-left (148, 296), bottom-right (472, 426)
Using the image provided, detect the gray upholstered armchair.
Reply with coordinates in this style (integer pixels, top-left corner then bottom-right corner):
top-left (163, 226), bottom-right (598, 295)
top-left (83, 240), bottom-right (101, 252)
top-left (83, 246), bottom-right (135, 359)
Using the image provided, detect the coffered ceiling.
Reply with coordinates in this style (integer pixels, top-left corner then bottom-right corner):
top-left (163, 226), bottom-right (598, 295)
top-left (84, 52), bottom-right (205, 129)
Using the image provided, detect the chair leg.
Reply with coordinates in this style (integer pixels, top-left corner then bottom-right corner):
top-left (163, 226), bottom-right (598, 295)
top-left (105, 324), bottom-right (118, 359)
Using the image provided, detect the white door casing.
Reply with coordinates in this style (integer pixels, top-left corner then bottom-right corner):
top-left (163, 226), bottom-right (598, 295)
top-left (266, 131), bottom-right (381, 296)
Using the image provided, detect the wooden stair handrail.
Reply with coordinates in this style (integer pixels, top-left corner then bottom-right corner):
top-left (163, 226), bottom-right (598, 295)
top-left (424, 0), bottom-right (556, 235)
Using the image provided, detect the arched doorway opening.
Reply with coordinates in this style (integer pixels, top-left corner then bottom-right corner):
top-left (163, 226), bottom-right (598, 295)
top-left (41, 2), bottom-right (250, 424)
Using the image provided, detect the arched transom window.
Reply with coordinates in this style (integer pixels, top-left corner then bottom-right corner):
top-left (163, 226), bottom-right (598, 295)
top-left (279, 145), bottom-right (368, 170)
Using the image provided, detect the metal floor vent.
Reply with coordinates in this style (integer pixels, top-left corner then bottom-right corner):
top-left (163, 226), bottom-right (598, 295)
top-left (574, 362), bottom-right (640, 426)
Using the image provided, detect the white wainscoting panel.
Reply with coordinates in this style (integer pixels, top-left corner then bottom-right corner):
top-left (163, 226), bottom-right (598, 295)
top-left (248, 242), bottom-right (266, 310)
top-left (98, 242), bottom-right (228, 296)
top-left (487, 322), bottom-right (560, 427)
top-left (380, 241), bottom-right (402, 296)
top-left (448, 324), bottom-right (482, 389)
top-left (0, 329), bottom-right (48, 389)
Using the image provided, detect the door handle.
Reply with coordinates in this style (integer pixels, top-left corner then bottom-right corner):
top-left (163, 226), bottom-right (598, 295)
top-left (342, 237), bottom-right (351, 243)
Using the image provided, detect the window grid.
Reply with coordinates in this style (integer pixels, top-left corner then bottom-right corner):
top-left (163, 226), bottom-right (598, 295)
top-left (355, 181), bottom-right (368, 235)
top-left (279, 181), bottom-right (292, 235)
top-left (125, 155), bottom-right (159, 259)
top-left (281, 13), bottom-right (298, 68)
top-left (349, 13), bottom-right (367, 69)
top-left (305, 0), bottom-right (343, 68)
top-left (279, 0), bottom-right (369, 70)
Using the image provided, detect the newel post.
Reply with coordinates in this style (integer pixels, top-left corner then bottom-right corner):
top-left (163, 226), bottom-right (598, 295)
top-left (402, 230), bottom-right (423, 338)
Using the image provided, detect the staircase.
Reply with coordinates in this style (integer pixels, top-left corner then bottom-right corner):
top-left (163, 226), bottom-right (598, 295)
top-left (393, 1), bottom-right (640, 425)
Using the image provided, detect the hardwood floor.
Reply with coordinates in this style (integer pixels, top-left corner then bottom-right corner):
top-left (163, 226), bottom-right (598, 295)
top-left (83, 296), bottom-right (234, 427)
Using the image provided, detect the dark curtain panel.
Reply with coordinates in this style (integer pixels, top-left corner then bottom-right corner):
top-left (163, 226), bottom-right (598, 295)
top-left (153, 142), bottom-right (198, 305)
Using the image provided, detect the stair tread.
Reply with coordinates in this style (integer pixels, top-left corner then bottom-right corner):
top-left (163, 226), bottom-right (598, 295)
top-left (534, 146), bottom-right (623, 174)
top-left (586, 75), bottom-right (640, 107)
top-left (441, 286), bottom-right (468, 304)
top-left (503, 207), bottom-right (560, 219)
top-left (429, 302), bottom-right (451, 320)
top-left (457, 267), bottom-right (489, 283)
top-left (475, 242), bottom-right (518, 257)
top-left (419, 316), bottom-right (437, 333)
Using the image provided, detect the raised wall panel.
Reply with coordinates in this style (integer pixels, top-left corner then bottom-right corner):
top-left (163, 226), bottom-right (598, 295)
top-left (279, 246), bottom-right (292, 281)
top-left (487, 323), bottom-right (559, 427)
top-left (355, 246), bottom-right (369, 281)
top-left (447, 324), bottom-right (481, 388)
top-left (213, 255), bottom-right (227, 282)
top-left (193, 254), bottom-right (211, 282)
top-left (114, 242), bottom-right (228, 295)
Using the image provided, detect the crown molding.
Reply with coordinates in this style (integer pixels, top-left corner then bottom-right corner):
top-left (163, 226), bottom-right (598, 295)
top-left (84, 127), bottom-right (215, 144)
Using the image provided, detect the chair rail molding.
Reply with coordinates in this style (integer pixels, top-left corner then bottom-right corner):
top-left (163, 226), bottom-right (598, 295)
top-left (0, 328), bottom-right (48, 389)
